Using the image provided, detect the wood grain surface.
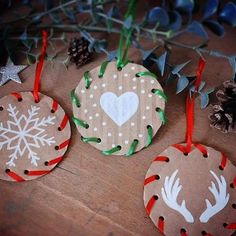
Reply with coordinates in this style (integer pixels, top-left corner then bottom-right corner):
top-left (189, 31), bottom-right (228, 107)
top-left (0, 11), bottom-right (236, 236)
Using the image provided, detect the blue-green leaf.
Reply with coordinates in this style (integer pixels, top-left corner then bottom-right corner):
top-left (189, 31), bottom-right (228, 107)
top-left (204, 20), bottom-right (224, 36)
top-left (154, 51), bottom-right (167, 76)
top-left (173, 0), bottom-right (194, 13)
top-left (187, 21), bottom-right (208, 38)
top-left (200, 92), bottom-right (209, 108)
top-left (123, 16), bottom-right (132, 29)
top-left (202, 0), bottom-right (219, 20)
top-left (218, 2), bottom-right (236, 27)
top-left (172, 60), bottom-right (191, 74)
top-left (176, 76), bottom-right (189, 94)
top-left (168, 11), bottom-right (182, 30)
top-left (146, 7), bottom-right (169, 26)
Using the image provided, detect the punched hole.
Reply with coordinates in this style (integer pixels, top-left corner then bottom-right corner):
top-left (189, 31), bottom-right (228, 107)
top-left (180, 228), bottom-right (186, 233)
top-left (147, 125), bottom-right (152, 129)
top-left (55, 146), bottom-right (59, 150)
top-left (184, 153), bottom-right (189, 156)
top-left (232, 204), bottom-right (236, 209)
top-left (135, 73), bottom-right (140, 77)
top-left (153, 195), bottom-right (159, 200)
top-left (34, 100), bottom-right (39, 103)
top-left (155, 107), bottom-right (161, 112)
top-left (85, 124), bottom-right (89, 129)
top-left (5, 169), bottom-right (10, 173)
top-left (134, 139), bottom-right (138, 143)
top-left (155, 175), bottom-right (160, 180)
top-left (166, 157), bottom-right (170, 162)
top-left (44, 161), bottom-right (49, 166)
top-left (18, 97), bottom-right (23, 102)
top-left (201, 231), bottom-right (207, 235)
top-left (58, 127), bottom-right (62, 131)
top-left (97, 138), bottom-right (101, 143)
top-left (24, 170), bottom-right (29, 175)
top-left (117, 145), bottom-right (122, 150)
top-left (223, 223), bottom-right (228, 228)
top-left (151, 89), bottom-right (156, 93)
top-left (98, 74), bottom-right (103, 78)
top-left (0, 106), bottom-right (3, 111)
top-left (230, 183), bottom-right (234, 188)
top-left (159, 216), bottom-right (164, 221)
top-left (203, 153), bottom-right (208, 158)
top-left (117, 67), bottom-right (122, 71)
top-left (51, 109), bottom-right (55, 113)
top-left (219, 165), bottom-right (224, 171)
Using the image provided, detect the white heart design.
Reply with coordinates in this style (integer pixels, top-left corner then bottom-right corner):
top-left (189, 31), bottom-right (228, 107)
top-left (100, 92), bottom-right (139, 126)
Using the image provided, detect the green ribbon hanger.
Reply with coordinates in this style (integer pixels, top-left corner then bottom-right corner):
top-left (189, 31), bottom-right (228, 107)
top-left (116, 0), bottom-right (138, 69)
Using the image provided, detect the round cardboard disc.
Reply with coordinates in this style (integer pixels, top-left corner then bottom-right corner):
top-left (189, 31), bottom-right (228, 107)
top-left (72, 61), bottom-right (166, 155)
top-left (0, 92), bottom-right (71, 181)
top-left (143, 143), bottom-right (236, 235)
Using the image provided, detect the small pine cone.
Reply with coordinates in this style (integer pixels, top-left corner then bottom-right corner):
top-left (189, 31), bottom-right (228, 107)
top-left (68, 37), bottom-right (92, 67)
top-left (209, 80), bottom-right (236, 133)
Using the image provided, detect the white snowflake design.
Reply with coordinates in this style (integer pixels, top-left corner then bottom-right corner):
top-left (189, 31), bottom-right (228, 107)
top-left (0, 104), bottom-right (56, 167)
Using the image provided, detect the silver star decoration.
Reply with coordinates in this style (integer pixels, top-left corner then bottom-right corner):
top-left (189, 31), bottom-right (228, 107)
top-left (0, 58), bottom-right (28, 86)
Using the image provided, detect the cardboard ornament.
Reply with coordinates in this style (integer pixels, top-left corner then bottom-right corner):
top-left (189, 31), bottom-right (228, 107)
top-left (143, 59), bottom-right (236, 236)
top-left (72, 61), bottom-right (166, 156)
top-left (71, 0), bottom-right (166, 156)
top-left (0, 31), bottom-right (71, 182)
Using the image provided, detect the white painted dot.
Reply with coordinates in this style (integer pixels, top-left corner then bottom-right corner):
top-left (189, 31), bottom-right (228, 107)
top-left (118, 133), bottom-right (122, 137)
top-left (148, 94), bottom-right (152, 98)
top-left (141, 90), bottom-right (145, 94)
top-left (102, 122), bottom-right (106, 126)
top-left (146, 106), bottom-right (150, 110)
top-left (124, 140), bottom-right (129, 144)
top-left (93, 103), bottom-right (97, 107)
top-left (94, 85), bottom-right (97, 90)
top-left (151, 80), bottom-right (155, 84)
top-left (132, 86), bottom-right (137, 90)
top-left (94, 127), bottom-right (97, 131)
top-left (141, 79), bottom-right (145, 83)
top-left (142, 116), bottom-right (146, 120)
top-left (84, 109), bottom-right (88, 113)
top-left (95, 113), bottom-right (99, 117)
top-left (102, 83), bottom-right (106, 88)
top-left (108, 133), bottom-right (112, 137)
top-left (124, 73), bottom-right (128, 77)
top-left (90, 94), bottom-right (93, 98)
top-left (113, 74), bottom-right (118, 79)
top-left (89, 116), bottom-right (93, 120)
top-left (89, 78), bottom-right (92, 81)
top-left (132, 77), bottom-right (136, 82)
top-left (138, 134), bottom-right (143, 138)
top-left (131, 66), bottom-right (135, 70)
top-left (131, 122), bottom-right (135, 126)
top-left (112, 144), bottom-right (116, 148)
top-left (81, 89), bottom-right (85, 93)
top-left (118, 86), bottom-right (122, 90)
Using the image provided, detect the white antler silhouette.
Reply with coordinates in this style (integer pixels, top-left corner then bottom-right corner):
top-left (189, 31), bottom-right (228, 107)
top-left (161, 170), bottom-right (194, 223)
top-left (199, 171), bottom-right (229, 223)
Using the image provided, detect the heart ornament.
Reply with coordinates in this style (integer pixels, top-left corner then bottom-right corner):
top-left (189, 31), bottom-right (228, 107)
top-left (100, 92), bottom-right (139, 127)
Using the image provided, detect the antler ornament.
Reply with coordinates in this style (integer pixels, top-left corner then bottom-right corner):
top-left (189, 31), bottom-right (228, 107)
top-left (199, 171), bottom-right (230, 223)
top-left (161, 170), bottom-right (194, 223)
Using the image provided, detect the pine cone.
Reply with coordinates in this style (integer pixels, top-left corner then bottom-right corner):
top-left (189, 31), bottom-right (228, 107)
top-left (68, 37), bottom-right (92, 67)
top-left (209, 80), bottom-right (236, 133)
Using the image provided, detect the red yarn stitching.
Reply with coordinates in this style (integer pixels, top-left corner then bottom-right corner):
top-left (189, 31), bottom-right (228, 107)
top-left (145, 195), bottom-right (158, 215)
top-left (194, 143), bottom-right (208, 156)
top-left (33, 30), bottom-right (48, 102)
top-left (231, 177), bottom-right (236, 188)
top-left (6, 170), bottom-right (25, 182)
top-left (219, 153), bottom-right (227, 170)
top-left (46, 156), bottom-right (63, 166)
top-left (25, 170), bottom-right (50, 176)
top-left (56, 139), bottom-right (70, 150)
top-left (172, 144), bottom-right (188, 154)
top-left (157, 217), bottom-right (164, 234)
top-left (144, 175), bottom-right (159, 186)
top-left (11, 92), bottom-right (22, 101)
top-left (180, 230), bottom-right (188, 236)
top-left (51, 100), bottom-right (58, 113)
top-left (59, 114), bottom-right (69, 130)
top-left (225, 223), bottom-right (236, 229)
top-left (153, 156), bottom-right (169, 162)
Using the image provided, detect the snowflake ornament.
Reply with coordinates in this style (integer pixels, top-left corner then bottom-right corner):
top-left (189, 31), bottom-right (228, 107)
top-left (0, 92), bottom-right (71, 181)
top-left (0, 104), bottom-right (56, 167)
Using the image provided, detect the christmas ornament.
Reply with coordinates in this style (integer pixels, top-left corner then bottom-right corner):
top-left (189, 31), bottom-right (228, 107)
top-left (209, 80), bottom-right (236, 133)
top-left (0, 31), bottom-right (71, 182)
top-left (71, 0), bottom-right (166, 156)
top-left (0, 58), bottom-right (27, 86)
top-left (68, 37), bottom-right (91, 67)
top-left (143, 59), bottom-right (236, 235)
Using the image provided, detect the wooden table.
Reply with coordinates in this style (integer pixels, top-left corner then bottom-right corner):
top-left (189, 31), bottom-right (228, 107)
top-left (0, 14), bottom-right (236, 236)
